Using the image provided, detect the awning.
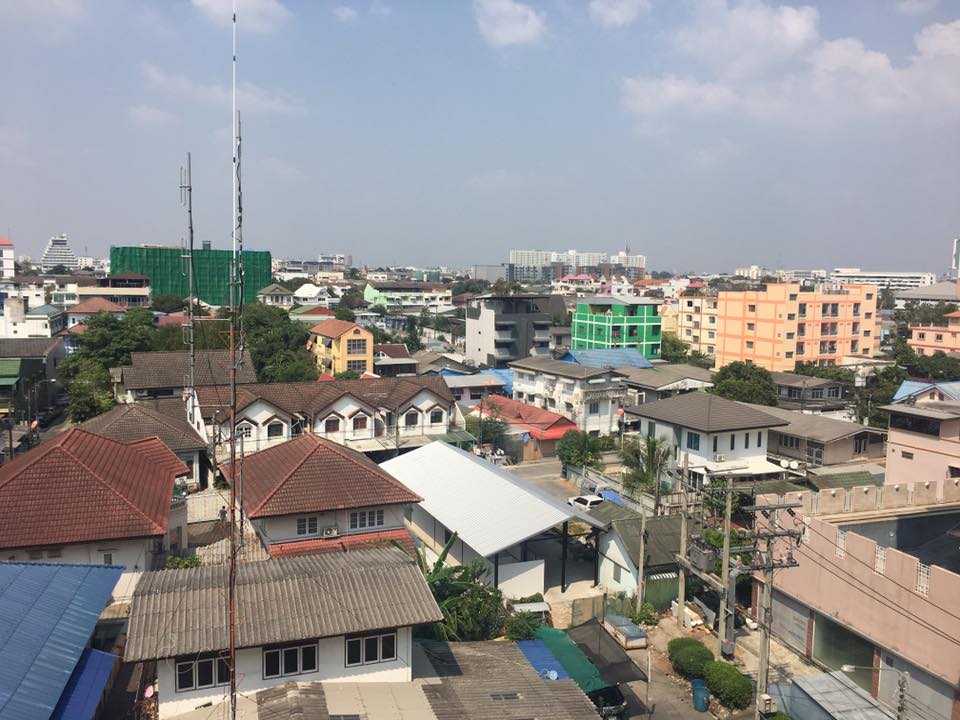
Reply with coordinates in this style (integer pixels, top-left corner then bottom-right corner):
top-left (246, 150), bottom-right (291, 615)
top-left (51, 648), bottom-right (116, 720)
top-left (439, 429), bottom-right (475, 443)
top-left (0, 377), bottom-right (19, 386)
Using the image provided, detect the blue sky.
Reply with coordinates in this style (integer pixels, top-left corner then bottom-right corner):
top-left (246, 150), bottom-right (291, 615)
top-left (1, 0), bottom-right (958, 272)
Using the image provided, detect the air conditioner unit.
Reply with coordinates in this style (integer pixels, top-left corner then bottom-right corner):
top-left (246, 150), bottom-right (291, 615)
top-left (322, 526), bottom-right (339, 538)
top-left (713, 453), bottom-right (727, 462)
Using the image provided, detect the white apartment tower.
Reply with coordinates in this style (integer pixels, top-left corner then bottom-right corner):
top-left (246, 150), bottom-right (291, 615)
top-left (0, 235), bottom-right (14, 279)
top-left (40, 234), bottom-right (79, 273)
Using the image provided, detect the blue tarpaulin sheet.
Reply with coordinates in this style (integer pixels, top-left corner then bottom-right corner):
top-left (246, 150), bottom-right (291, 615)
top-left (516, 639), bottom-right (571, 680)
top-left (51, 648), bottom-right (116, 720)
top-left (600, 489), bottom-right (626, 505)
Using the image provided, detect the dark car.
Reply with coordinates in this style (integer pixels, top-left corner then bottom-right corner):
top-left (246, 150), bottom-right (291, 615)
top-left (587, 685), bottom-right (628, 719)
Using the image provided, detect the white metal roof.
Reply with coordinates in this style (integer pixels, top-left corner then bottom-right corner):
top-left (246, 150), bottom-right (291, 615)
top-left (380, 442), bottom-right (605, 557)
top-left (442, 373), bottom-right (506, 389)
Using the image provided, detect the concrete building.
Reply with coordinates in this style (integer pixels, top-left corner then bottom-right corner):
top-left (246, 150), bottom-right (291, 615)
top-left (39, 233), bottom-right (78, 272)
top-left (0, 235), bottom-right (14, 279)
top-left (908, 310), bottom-right (960, 355)
top-left (363, 281), bottom-right (452, 311)
top-left (831, 268), bottom-right (937, 291)
top-left (307, 319), bottom-right (374, 375)
top-left (464, 294), bottom-right (556, 368)
top-left (882, 399), bottom-right (960, 488)
top-left (570, 296), bottom-right (662, 357)
top-left (617, 363), bottom-right (714, 406)
top-left (0, 301), bottom-right (64, 339)
top-left (760, 405), bottom-right (886, 467)
top-left (677, 295), bottom-right (719, 356)
top-left (510, 356), bottom-right (625, 436)
top-left (471, 263), bottom-right (508, 282)
top-left (713, 283), bottom-right (880, 371)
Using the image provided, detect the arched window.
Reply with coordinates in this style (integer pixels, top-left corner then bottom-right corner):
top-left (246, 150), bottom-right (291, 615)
top-left (324, 417), bottom-right (340, 433)
top-left (430, 409), bottom-right (444, 425)
top-left (353, 415), bottom-right (368, 431)
top-left (404, 411), bottom-right (419, 427)
top-left (236, 423), bottom-right (253, 439)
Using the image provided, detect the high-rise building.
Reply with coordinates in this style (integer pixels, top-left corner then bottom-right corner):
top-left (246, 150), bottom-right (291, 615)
top-left (0, 235), bottom-right (14, 279)
top-left (609, 251), bottom-right (647, 269)
top-left (40, 234), bottom-right (78, 273)
top-left (509, 249), bottom-right (556, 267)
top-left (570, 296), bottom-right (662, 357)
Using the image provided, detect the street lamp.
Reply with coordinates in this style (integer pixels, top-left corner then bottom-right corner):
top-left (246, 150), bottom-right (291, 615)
top-left (840, 665), bottom-right (910, 720)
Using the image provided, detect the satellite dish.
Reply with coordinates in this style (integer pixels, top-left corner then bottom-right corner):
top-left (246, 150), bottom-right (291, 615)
top-left (789, 460), bottom-right (800, 470)
top-left (779, 459), bottom-right (790, 468)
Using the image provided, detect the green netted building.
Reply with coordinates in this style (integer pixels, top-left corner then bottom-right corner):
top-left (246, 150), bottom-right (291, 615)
top-left (571, 295), bottom-right (662, 357)
top-left (110, 246), bottom-right (272, 306)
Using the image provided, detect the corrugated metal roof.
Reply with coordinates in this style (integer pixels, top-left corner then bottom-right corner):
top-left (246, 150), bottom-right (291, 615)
top-left (0, 562), bottom-right (122, 720)
top-left (442, 373), bottom-right (505, 389)
top-left (124, 547), bottom-right (442, 661)
top-left (0, 358), bottom-right (21, 378)
top-left (380, 442), bottom-right (604, 558)
top-left (792, 672), bottom-right (895, 720)
top-left (892, 379), bottom-right (960, 402)
top-left (618, 363), bottom-right (713, 389)
top-left (511, 355), bottom-right (625, 379)
top-left (50, 648), bottom-right (116, 720)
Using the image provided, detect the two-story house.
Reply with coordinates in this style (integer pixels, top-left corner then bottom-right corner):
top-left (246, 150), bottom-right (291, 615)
top-left (112, 349), bottom-right (257, 403)
top-left (229, 433), bottom-right (421, 557)
top-left (0, 428), bottom-right (189, 596)
top-left (124, 547), bottom-right (443, 719)
top-left (255, 282), bottom-right (295, 306)
top-left (510, 356), bottom-right (625, 436)
top-left (64, 296), bottom-right (127, 329)
top-left (308, 318), bottom-right (374, 375)
top-left (624, 392), bottom-right (789, 488)
top-left (882, 397), bottom-right (960, 486)
top-left (770, 370), bottom-right (854, 420)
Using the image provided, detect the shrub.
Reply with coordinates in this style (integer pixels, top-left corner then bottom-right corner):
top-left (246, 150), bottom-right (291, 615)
top-left (704, 660), bottom-right (753, 709)
top-left (514, 592), bottom-right (544, 604)
top-left (504, 611), bottom-right (541, 641)
top-left (766, 713), bottom-right (791, 720)
top-left (629, 601), bottom-right (659, 627)
top-left (671, 644), bottom-right (714, 679)
top-left (165, 555), bottom-right (201, 569)
top-left (667, 636), bottom-right (702, 661)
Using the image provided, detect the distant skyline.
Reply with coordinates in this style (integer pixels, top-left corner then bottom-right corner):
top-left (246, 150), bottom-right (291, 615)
top-left (1, 0), bottom-right (958, 273)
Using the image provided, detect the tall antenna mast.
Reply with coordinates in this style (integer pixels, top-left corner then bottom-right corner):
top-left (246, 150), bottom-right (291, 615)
top-left (180, 153), bottom-right (196, 415)
top-left (227, 0), bottom-right (240, 717)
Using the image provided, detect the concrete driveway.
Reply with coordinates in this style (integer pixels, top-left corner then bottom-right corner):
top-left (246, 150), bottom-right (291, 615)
top-left (507, 459), bottom-right (581, 503)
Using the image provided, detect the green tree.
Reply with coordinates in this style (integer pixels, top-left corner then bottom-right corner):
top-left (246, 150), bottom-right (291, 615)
top-left (878, 287), bottom-right (895, 311)
top-left (152, 320), bottom-right (230, 352)
top-left (59, 357), bottom-right (115, 422)
top-left (49, 264), bottom-right (70, 275)
top-left (556, 430), bottom-right (603, 469)
top-left (451, 279), bottom-right (490, 296)
top-left (404, 315), bottom-right (423, 352)
top-left (335, 305), bottom-right (356, 322)
top-left (151, 294), bottom-right (187, 314)
top-left (334, 369), bottom-right (360, 380)
top-left (337, 285), bottom-right (366, 309)
top-left (620, 436), bottom-right (671, 508)
top-left (857, 365), bottom-right (908, 427)
top-left (793, 361), bottom-right (855, 384)
top-left (70, 309), bottom-right (155, 369)
top-left (242, 303), bottom-right (318, 382)
top-left (660, 332), bottom-right (713, 369)
top-left (711, 362), bottom-right (778, 405)
top-left (490, 278), bottom-right (523, 295)
top-left (465, 413), bottom-right (507, 450)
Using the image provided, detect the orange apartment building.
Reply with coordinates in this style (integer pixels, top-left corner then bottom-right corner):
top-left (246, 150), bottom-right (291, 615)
top-left (712, 283), bottom-right (879, 371)
top-left (677, 295), bottom-right (719, 357)
top-left (908, 310), bottom-right (960, 356)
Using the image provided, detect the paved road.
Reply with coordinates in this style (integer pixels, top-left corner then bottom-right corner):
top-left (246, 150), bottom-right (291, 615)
top-left (506, 459), bottom-right (581, 503)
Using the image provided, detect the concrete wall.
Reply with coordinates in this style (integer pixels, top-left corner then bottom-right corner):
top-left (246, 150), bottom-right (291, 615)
top-left (597, 531), bottom-right (638, 595)
top-left (156, 627), bottom-right (413, 719)
top-left (886, 425), bottom-right (960, 487)
top-left (255, 505), bottom-right (406, 545)
top-left (497, 559), bottom-right (545, 599)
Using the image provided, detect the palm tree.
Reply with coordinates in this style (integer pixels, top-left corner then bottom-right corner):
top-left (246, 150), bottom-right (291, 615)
top-left (621, 435), bottom-right (672, 513)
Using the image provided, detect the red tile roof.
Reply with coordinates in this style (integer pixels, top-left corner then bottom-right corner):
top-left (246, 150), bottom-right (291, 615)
top-left (0, 235), bottom-right (11, 248)
top-left (373, 343), bottom-right (411, 359)
top-left (226, 434), bottom-right (421, 519)
top-left (268, 528), bottom-right (416, 558)
top-left (68, 297), bottom-right (126, 315)
top-left (301, 306), bottom-right (336, 316)
top-left (473, 394), bottom-right (578, 441)
top-left (58, 323), bottom-right (88, 336)
top-left (0, 428), bottom-right (181, 549)
top-left (308, 319), bottom-right (364, 338)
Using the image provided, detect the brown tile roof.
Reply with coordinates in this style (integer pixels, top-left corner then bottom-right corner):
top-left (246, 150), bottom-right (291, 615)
top-left (0, 428), bottom-right (181, 549)
top-left (308, 319), bottom-right (363, 338)
top-left (0, 338), bottom-right (63, 358)
top-left (194, 376), bottom-right (454, 419)
top-left (68, 297), bottom-right (126, 314)
top-left (226, 434), bottom-right (421, 518)
top-left (269, 528), bottom-right (417, 558)
top-left (81, 400), bottom-right (207, 452)
top-left (374, 343), bottom-right (411, 359)
top-left (124, 546), bottom-right (443, 661)
top-left (116, 350), bottom-right (256, 390)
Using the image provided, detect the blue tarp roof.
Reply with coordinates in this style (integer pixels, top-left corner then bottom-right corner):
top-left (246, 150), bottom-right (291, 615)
top-left (600, 489), bottom-right (626, 505)
top-left (559, 349), bottom-right (654, 369)
top-left (0, 562), bottom-right (122, 720)
top-left (892, 379), bottom-right (960, 402)
top-left (516, 639), bottom-right (571, 680)
top-left (483, 369), bottom-right (514, 395)
top-left (51, 648), bottom-right (116, 720)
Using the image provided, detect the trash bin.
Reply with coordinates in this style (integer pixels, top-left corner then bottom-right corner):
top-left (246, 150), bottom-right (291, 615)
top-left (691, 679), bottom-right (710, 712)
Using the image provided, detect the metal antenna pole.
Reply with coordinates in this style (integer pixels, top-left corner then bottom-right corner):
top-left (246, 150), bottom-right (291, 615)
top-left (228, 2), bottom-right (239, 719)
top-left (180, 154), bottom-right (196, 416)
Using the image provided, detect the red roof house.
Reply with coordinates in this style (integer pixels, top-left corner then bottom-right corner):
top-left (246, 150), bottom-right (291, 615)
top-left (473, 394), bottom-right (577, 441)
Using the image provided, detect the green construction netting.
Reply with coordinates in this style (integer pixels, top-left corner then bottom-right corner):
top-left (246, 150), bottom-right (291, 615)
top-left (534, 626), bottom-right (606, 693)
top-left (110, 246), bottom-right (272, 306)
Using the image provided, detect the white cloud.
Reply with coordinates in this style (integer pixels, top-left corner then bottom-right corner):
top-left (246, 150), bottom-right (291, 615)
top-left (914, 20), bottom-right (960, 58)
top-left (589, 0), bottom-right (650, 28)
top-left (127, 104), bottom-right (179, 128)
top-left (370, 1), bottom-right (392, 18)
top-left (675, 0), bottom-right (820, 79)
top-left (896, 0), bottom-right (939, 16)
top-left (621, 75), bottom-right (737, 116)
top-left (473, 0), bottom-right (546, 48)
top-left (142, 63), bottom-right (308, 117)
top-left (333, 5), bottom-right (358, 23)
top-left (191, 0), bottom-right (289, 33)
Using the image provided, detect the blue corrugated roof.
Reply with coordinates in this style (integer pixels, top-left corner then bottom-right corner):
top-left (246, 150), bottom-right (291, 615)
top-left (0, 562), bottom-right (122, 720)
top-left (516, 639), bottom-right (571, 680)
top-left (484, 369), bottom-right (514, 395)
top-left (560, 349), bottom-right (654, 369)
top-left (51, 648), bottom-right (116, 720)
top-left (892, 379), bottom-right (960, 402)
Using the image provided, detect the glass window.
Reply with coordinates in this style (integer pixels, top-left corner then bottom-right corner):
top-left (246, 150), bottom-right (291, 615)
top-left (712, 436), bottom-right (718, 453)
top-left (686, 432), bottom-right (700, 451)
top-left (346, 638), bottom-right (363, 667)
top-left (297, 516), bottom-right (318, 535)
top-left (430, 409), bottom-right (444, 424)
top-left (405, 411), bottom-right (419, 427)
top-left (588, 402), bottom-right (599, 414)
top-left (364, 636), bottom-right (379, 663)
top-left (196, 659), bottom-right (215, 688)
top-left (325, 417), bottom-right (340, 433)
top-left (347, 359), bottom-right (367, 373)
top-left (757, 432), bottom-right (762, 447)
top-left (347, 338), bottom-right (367, 354)
top-left (729, 434), bottom-right (735, 451)
top-left (237, 424), bottom-right (252, 439)
top-left (217, 658), bottom-right (230, 685)
top-left (283, 647), bottom-right (299, 675)
top-left (380, 633), bottom-right (396, 661)
top-left (267, 422), bottom-right (284, 439)
top-left (102, 553), bottom-right (113, 565)
top-left (353, 415), bottom-right (368, 431)
top-left (744, 432), bottom-right (750, 449)
top-left (301, 645), bottom-right (317, 673)
top-left (176, 662), bottom-right (195, 692)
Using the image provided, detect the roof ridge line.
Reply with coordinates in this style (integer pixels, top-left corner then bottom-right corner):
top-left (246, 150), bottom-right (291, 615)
top-left (317, 435), bottom-right (424, 502)
top-left (245, 434), bottom-right (323, 516)
top-left (60, 431), bottom-right (168, 536)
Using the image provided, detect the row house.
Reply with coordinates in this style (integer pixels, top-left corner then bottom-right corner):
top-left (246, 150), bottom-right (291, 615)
top-left (111, 349), bottom-right (256, 403)
top-left (190, 376), bottom-right (468, 459)
top-left (363, 281), bottom-right (452, 311)
top-left (510, 356), bottom-right (625, 436)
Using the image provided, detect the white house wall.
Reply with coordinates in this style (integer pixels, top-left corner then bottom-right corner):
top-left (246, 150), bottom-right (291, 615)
top-left (597, 531), bottom-right (638, 595)
top-left (155, 627), bottom-right (414, 719)
top-left (255, 505), bottom-right (407, 545)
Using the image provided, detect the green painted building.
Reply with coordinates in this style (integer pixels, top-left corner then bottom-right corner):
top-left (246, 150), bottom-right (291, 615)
top-left (110, 246), bottom-right (272, 306)
top-left (571, 296), bottom-right (662, 357)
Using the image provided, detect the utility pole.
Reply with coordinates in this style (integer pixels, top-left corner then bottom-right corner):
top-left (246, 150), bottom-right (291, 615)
top-left (180, 153), bottom-right (196, 419)
top-left (636, 507), bottom-right (647, 611)
top-left (755, 505), bottom-right (776, 716)
top-left (718, 473), bottom-right (733, 657)
top-left (676, 454), bottom-right (688, 628)
top-left (895, 671), bottom-right (909, 720)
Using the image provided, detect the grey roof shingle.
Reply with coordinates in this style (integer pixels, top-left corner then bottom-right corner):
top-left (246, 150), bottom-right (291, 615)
top-left (116, 350), bottom-right (257, 390)
top-left (588, 509), bottom-right (697, 569)
top-left (625, 392), bottom-right (787, 433)
top-left (0, 338), bottom-right (63, 358)
top-left (759, 405), bottom-right (882, 443)
top-left (124, 547), bottom-right (442, 661)
top-left (618, 363), bottom-right (714, 389)
top-left (509, 356), bottom-right (624, 379)
top-left (80, 399), bottom-right (207, 452)
top-left (770, 371), bottom-right (846, 389)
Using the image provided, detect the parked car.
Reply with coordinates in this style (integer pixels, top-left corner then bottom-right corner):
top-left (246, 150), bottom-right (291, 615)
top-left (587, 685), bottom-right (628, 718)
top-left (567, 494), bottom-right (605, 510)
